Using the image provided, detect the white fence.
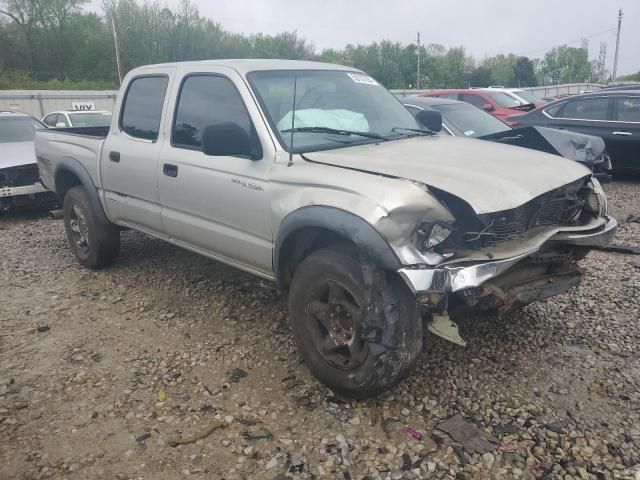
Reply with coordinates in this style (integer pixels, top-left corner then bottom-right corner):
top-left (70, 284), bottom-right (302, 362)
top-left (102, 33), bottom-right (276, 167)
top-left (0, 90), bottom-right (118, 118)
top-left (391, 83), bottom-right (606, 99)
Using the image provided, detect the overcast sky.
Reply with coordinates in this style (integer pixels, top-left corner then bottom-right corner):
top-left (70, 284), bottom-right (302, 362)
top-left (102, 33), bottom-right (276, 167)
top-left (97, 0), bottom-right (639, 76)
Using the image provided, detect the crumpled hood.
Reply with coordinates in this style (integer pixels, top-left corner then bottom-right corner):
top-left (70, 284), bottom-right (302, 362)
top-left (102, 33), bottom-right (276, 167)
top-left (0, 141), bottom-right (36, 170)
top-left (303, 135), bottom-right (591, 214)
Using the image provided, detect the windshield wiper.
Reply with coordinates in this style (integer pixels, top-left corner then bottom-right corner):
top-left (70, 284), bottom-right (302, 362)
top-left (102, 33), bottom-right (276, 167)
top-left (281, 126), bottom-right (388, 141)
top-left (391, 126), bottom-right (435, 135)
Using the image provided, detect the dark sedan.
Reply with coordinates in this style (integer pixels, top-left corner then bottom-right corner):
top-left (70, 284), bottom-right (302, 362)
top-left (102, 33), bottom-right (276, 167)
top-left (402, 96), bottom-right (612, 181)
top-left (506, 90), bottom-right (640, 174)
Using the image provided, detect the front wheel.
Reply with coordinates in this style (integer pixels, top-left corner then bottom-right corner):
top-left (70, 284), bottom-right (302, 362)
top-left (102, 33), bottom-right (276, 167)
top-left (63, 186), bottom-right (120, 269)
top-left (288, 247), bottom-right (422, 399)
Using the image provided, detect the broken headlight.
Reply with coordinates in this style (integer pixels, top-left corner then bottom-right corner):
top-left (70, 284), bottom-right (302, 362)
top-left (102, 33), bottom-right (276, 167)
top-left (585, 178), bottom-right (607, 217)
top-left (417, 222), bottom-right (454, 251)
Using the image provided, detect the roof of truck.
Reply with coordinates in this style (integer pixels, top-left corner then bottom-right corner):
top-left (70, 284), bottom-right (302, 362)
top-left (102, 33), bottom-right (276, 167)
top-left (130, 59), bottom-right (361, 76)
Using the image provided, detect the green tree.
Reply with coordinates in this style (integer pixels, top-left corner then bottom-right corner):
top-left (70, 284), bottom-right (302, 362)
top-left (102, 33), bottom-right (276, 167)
top-left (513, 56), bottom-right (537, 87)
top-left (539, 46), bottom-right (594, 84)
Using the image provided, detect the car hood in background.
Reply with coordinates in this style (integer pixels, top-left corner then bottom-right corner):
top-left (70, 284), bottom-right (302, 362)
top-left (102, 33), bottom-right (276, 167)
top-left (303, 135), bottom-right (590, 214)
top-left (480, 126), bottom-right (606, 167)
top-left (0, 141), bottom-right (37, 169)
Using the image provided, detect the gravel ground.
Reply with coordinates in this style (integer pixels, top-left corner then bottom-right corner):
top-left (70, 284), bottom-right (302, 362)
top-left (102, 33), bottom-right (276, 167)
top-left (1, 180), bottom-right (639, 480)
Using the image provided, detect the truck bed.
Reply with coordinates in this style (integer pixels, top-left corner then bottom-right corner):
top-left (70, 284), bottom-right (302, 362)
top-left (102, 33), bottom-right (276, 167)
top-left (35, 127), bottom-right (108, 192)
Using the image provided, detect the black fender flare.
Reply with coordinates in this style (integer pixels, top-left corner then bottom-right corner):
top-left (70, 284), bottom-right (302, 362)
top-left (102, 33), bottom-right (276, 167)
top-left (274, 206), bottom-right (401, 288)
top-left (54, 157), bottom-right (109, 224)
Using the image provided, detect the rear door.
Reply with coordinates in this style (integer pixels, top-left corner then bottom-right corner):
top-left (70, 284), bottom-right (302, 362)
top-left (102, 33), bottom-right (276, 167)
top-left (609, 95), bottom-right (640, 172)
top-left (157, 66), bottom-right (274, 275)
top-left (101, 69), bottom-right (174, 233)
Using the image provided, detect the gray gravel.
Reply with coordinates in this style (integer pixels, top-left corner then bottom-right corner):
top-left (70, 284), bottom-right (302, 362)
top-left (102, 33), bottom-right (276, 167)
top-left (1, 180), bottom-right (639, 480)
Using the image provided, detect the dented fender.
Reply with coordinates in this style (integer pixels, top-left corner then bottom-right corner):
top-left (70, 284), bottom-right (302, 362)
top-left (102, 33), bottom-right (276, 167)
top-left (270, 154), bottom-right (457, 282)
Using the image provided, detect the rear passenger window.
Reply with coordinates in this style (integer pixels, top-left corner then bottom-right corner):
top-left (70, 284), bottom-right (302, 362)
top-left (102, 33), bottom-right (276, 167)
top-left (120, 76), bottom-right (168, 141)
top-left (173, 75), bottom-right (254, 151)
top-left (562, 97), bottom-right (609, 120)
top-left (615, 97), bottom-right (640, 122)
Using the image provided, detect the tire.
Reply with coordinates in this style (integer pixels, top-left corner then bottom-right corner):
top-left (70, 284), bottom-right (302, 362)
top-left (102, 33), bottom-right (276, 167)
top-left (63, 185), bottom-right (120, 269)
top-left (288, 247), bottom-right (422, 399)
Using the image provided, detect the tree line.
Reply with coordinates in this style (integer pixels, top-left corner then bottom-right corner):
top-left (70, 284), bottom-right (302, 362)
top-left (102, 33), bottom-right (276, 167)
top-left (0, 0), bottom-right (611, 90)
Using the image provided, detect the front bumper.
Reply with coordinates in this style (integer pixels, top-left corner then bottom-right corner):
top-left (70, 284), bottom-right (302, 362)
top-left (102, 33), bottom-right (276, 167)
top-left (0, 181), bottom-right (57, 211)
top-left (399, 216), bottom-right (617, 294)
top-left (0, 181), bottom-right (49, 198)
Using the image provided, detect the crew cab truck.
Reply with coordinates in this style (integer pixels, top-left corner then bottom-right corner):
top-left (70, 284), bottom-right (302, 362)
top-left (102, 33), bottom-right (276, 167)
top-left (35, 60), bottom-right (617, 398)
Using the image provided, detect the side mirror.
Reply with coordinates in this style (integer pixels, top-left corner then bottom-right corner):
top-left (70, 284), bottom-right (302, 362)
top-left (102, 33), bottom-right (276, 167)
top-left (201, 123), bottom-right (260, 159)
top-left (55, 122), bottom-right (66, 128)
top-left (415, 109), bottom-right (442, 133)
top-left (482, 103), bottom-right (494, 112)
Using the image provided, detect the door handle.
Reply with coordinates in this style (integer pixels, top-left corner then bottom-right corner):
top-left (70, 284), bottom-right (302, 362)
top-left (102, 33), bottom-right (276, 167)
top-left (109, 151), bottom-right (120, 162)
top-left (163, 163), bottom-right (178, 177)
top-left (612, 131), bottom-right (632, 136)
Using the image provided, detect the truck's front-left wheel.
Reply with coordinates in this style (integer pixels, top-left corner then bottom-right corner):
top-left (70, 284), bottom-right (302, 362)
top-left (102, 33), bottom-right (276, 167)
top-left (63, 186), bottom-right (120, 269)
top-left (288, 247), bottom-right (422, 399)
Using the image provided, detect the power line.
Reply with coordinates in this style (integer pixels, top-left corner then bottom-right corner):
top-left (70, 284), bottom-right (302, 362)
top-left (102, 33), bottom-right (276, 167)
top-left (518, 26), bottom-right (616, 57)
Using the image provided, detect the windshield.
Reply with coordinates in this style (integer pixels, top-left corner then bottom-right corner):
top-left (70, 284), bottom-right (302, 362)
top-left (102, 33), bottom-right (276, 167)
top-left (432, 103), bottom-right (511, 138)
top-left (512, 90), bottom-right (544, 105)
top-left (0, 117), bottom-right (44, 143)
top-left (486, 92), bottom-right (522, 109)
top-left (68, 112), bottom-right (112, 127)
top-left (247, 70), bottom-right (422, 152)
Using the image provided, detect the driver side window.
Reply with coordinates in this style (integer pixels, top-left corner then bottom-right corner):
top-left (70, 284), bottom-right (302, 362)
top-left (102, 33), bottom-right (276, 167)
top-left (172, 74), bottom-right (256, 153)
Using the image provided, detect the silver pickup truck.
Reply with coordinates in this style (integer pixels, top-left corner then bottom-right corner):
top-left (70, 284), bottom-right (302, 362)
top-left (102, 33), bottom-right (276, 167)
top-left (35, 59), bottom-right (617, 398)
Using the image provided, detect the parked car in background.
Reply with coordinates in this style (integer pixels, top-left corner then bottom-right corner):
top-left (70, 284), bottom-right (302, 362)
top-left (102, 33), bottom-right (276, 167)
top-left (42, 110), bottom-right (112, 128)
top-left (484, 87), bottom-right (546, 108)
top-left (403, 96), bottom-right (612, 181)
top-left (0, 111), bottom-right (57, 212)
top-left (419, 89), bottom-right (534, 126)
top-left (507, 90), bottom-right (640, 174)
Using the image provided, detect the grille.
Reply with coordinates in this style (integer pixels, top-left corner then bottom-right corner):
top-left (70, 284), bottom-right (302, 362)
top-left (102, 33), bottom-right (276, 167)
top-left (464, 178), bottom-right (587, 248)
top-left (0, 164), bottom-right (40, 188)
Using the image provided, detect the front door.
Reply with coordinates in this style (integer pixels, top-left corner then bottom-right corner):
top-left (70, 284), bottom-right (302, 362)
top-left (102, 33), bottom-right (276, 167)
top-left (157, 68), bottom-right (274, 275)
top-left (101, 70), bottom-right (174, 233)
top-left (608, 95), bottom-right (640, 172)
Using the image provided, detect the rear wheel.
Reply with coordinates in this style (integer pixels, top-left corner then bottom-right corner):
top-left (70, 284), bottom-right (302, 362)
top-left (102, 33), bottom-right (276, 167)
top-left (288, 247), bottom-right (422, 399)
top-left (63, 186), bottom-right (120, 268)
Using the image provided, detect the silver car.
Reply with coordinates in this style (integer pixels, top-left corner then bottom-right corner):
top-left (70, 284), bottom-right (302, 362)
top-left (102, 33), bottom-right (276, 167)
top-left (0, 111), bottom-right (57, 212)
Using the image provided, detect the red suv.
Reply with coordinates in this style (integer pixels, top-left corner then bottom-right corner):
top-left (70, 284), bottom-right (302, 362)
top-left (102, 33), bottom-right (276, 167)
top-left (419, 89), bottom-right (533, 126)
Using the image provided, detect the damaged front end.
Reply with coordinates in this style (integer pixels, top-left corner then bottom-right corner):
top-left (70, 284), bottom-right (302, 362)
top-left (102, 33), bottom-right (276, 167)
top-left (397, 176), bottom-right (616, 340)
top-left (0, 164), bottom-right (57, 212)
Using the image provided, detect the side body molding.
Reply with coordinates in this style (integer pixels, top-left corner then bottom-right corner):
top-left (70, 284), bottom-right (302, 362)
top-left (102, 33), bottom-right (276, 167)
top-left (273, 206), bottom-right (401, 287)
top-left (54, 157), bottom-right (109, 224)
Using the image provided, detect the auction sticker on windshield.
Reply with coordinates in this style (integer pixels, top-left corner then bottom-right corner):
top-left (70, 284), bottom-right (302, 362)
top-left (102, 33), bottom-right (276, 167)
top-left (347, 72), bottom-right (378, 85)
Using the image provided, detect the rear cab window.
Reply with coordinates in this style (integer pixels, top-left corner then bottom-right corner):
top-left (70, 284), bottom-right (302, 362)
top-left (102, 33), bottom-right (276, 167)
top-left (120, 75), bottom-right (169, 141)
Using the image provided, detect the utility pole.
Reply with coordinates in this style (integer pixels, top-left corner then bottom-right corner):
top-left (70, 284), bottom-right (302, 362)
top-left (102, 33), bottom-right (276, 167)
top-left (612, 9), bottom-right (623, 81)
top-left (416, 32), bottom-right (421, 90)
top-left (111, 12), bottom-right (123, 84)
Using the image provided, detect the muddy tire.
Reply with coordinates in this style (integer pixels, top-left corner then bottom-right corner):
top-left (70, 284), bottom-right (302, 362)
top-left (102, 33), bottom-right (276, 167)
top-left (63, 186), bottom-right (120, 269)
top-left (288, 247), bottom-right (422, 399)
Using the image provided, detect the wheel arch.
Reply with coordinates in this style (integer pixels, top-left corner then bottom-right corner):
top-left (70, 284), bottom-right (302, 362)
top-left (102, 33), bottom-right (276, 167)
top-left (54, 157), bottom-right (109, 224)
top-left (274, 206), bottom-right (401, 291)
